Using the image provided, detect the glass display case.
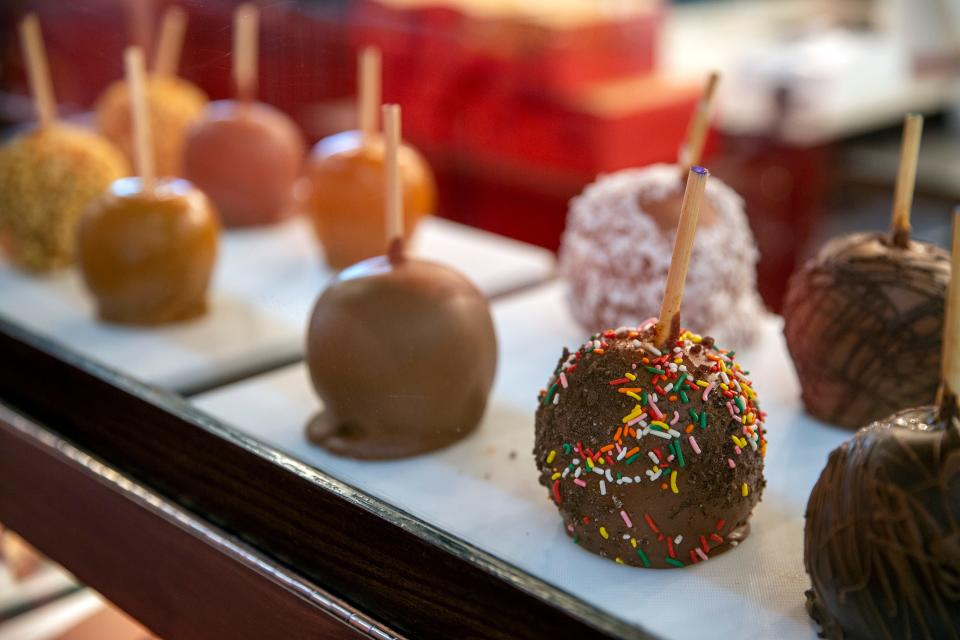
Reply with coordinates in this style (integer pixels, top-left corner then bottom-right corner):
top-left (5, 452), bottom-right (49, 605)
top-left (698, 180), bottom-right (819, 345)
top-left (1, 0), bottom-right (958, 638)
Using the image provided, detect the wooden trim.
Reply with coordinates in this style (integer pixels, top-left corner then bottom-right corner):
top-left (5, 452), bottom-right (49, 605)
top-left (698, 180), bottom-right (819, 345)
top-left (0, 318), bottom-right (652, 639)
top-left (0, 405), bottom-right (388, 640)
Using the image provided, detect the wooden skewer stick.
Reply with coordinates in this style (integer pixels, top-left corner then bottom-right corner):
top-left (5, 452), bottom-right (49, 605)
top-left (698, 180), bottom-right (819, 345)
top-left (383, 104), bottom-right (404, 258)
top-left (889, 113), bottom-right (924, 248)
top-left (938, 209), bottom-right (960, 419)
top-left (153, 5), bottom-right (187, 77)
top-left (19, 15), bottom-right (57, 129)
top-left (233, 3), bottom-right (258, 103)
top-left (678, 71), bottom-right (720, 172)
top-left (125, 47), bottom-right (155, 192)
top-left (358, 46), bottom-right (382, 139)
top-left (654, 166), bottom-right (710, 346)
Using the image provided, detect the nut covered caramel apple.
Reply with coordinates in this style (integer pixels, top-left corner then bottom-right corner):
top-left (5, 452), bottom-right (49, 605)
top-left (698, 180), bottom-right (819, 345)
top-left (534, 322), bottom-right (766, 568)
top-left (804, 405), bottom-right (960, 639)
top-left (95, 5), bottom-right (207, 178)
top-left (96, 75), bottom-right (207, 178)
top-left (0, 124), bottom-right (127, 272)
top-left (783, 233), bottom-right (949, 428)
top-left (305, 248), bottom-right (497, 458)
top-left (77, 177), bottom-right (219, 325)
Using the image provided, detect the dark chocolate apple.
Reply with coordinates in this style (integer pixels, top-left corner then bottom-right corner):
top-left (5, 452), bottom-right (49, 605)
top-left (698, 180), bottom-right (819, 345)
top-left (534, 321), bottom-right (766, 568)
top-left (804, 404), bottom-right (960, 639)
top-left (783, 232), bottom-right (949, 428)
top-left (306, 246), bottom-right (497, 459)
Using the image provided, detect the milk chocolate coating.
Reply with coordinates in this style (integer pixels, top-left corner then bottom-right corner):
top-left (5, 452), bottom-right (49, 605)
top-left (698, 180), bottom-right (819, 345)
top-left (78, 177), bottom-right (219, 325)
top-left (534, 325), bottom-right (766, 568)
top-left (306, 251), bottom-right (497, 459)
top-left (783, 232), bottom-right (949, 428)
top-left (306, 130), bottom-right (436, 269)
top-left (183, 100), bottom-right (304, 227)
top-left (804, 404), bottom-right (960, 639)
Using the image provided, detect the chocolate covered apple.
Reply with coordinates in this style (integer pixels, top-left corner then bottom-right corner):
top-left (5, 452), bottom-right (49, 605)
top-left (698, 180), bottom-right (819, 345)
top-left (306, 105), bottom-right (495, 458)
top-left (783, 115), bottom-right (949, 428)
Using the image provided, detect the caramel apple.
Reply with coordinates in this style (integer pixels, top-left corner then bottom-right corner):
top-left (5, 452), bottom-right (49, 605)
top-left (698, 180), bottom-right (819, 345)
top-left (95, 6), bottom-right (207, 178)
top-left (0, 16), bottom-right (127, 272)
top-left (306, 46), bottom-right (435, 269)
top-left (96, 75), bottom-right (207, 178)
top-left (183, 100), bottom-right (304, 227)
top-left (307, 129), bottom-right (435, 268)
top-left (78, 176), bottom-right (218, 325)
top-left (181, 4), bottom-right (304, 227)
top-left (306, 104), bottom-right (495, 458)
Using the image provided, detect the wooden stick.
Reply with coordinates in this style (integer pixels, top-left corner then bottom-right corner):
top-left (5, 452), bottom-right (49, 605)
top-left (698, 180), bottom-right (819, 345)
top-left (153, 5), bottom-right (187, 77)
top-left (358, 46), bottom-right (381, 139)
top-left (383, 104), bottom-right (403, 252)
top-left (233, 3), bottom-right (258, 103)
top-left (678, 71), bottom-right (720, 172)
top-left (125, 47), bottom-right (155, 191)
top-left (654, 166), bottom-right (710, 346)
top-left (889, 113), bottom-right (924, 248)
top-left (19, 15), bottom-right (57, 128)
top-left (939, 209), bottom-right (960, 417)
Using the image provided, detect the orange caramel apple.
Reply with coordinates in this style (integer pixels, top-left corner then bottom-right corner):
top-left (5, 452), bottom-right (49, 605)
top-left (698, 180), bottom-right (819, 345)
top-left (305, 130), bottom-right (436, 269)
top-left (182, 100), bottom-right (305, 227)
top-left (77, 177), bottom-right (219, 325)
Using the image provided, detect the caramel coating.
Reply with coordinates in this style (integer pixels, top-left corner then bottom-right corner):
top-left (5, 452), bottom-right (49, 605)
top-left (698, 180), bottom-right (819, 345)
top-left (95, 75), bottom-right (207, 177)
top-left (306, 130), bottom-right (436, 269)
top-left (183, 100), bottom-right (305, 227)
top-left (0, 124), bottom-right (127, 272)
top-left (306, 252), bottom-right (497, 459)
top-left (78, 177), bottom-right (219, 325)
